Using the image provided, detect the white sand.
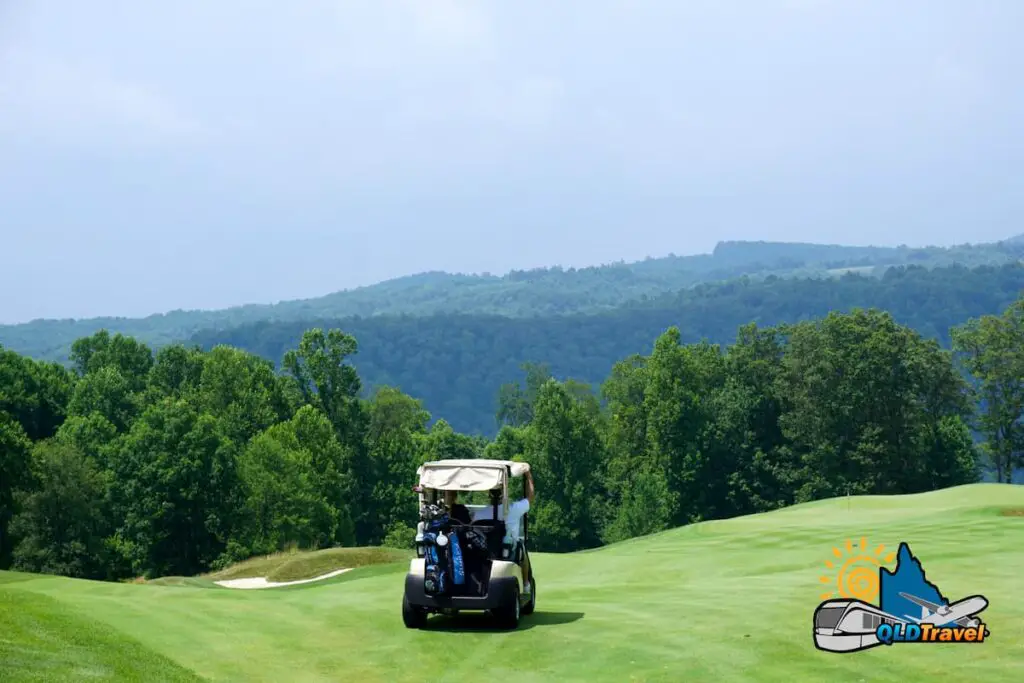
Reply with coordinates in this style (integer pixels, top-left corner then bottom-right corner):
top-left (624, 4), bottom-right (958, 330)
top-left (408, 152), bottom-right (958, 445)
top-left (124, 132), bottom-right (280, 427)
top-left (214, 568), bottom-right (352, 589)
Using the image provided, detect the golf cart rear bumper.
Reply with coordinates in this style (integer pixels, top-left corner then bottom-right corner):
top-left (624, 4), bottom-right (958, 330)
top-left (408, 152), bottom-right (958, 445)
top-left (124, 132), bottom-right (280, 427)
top-left (405, 574), bottom-right (517, 611)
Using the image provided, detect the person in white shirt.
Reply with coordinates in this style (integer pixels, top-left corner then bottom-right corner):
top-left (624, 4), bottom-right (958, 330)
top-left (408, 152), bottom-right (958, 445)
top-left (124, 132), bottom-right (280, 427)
top-left (471, 469), bottom-right (535, 589)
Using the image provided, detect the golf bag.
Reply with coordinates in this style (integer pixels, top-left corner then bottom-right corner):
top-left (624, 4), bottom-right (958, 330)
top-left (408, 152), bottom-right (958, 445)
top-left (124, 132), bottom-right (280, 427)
top-left (419, 503), bottom-right (450, 596)
top-left (422, 533), bottom-right (447, 596)
top-left (417, 503), bottom-right (467, 595)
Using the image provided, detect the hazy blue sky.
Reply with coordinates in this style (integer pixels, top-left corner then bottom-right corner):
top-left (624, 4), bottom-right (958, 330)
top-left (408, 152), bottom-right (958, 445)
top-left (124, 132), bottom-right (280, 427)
top-left (1, 1), bottom-right (1022, 323)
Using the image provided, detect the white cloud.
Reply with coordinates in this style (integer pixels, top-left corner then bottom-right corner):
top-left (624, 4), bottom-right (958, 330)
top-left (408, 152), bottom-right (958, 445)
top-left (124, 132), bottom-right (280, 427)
top-left (301, 0), bottom-right (495, 78)
top-left (404, 0), bottom-right (491, 51)
top-left (0, 47), bottom-right (207, 147)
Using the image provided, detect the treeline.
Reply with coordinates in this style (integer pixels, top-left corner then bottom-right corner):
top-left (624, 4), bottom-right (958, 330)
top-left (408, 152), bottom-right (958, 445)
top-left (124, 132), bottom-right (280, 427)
top-left (1, 298), bottom-right (1021, 581)
top-left (498, 301), bottom-right (1023, 549)
top-left (0, 329), bottom-right (485, 580)
top-left (193, 262), bottom-right (1024, 436)
top-left (3, 238), bottom-right (1022, 368)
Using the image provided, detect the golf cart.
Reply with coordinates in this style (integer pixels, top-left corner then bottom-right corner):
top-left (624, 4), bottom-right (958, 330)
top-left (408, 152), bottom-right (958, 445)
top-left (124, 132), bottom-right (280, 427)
top-left (402, 458), bottom-right (535, 629)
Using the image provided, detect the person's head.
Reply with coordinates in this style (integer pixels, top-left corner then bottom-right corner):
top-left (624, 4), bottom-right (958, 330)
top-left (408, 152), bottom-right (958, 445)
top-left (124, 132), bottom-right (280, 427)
top-left (443, 490), bottom-right (458, 507)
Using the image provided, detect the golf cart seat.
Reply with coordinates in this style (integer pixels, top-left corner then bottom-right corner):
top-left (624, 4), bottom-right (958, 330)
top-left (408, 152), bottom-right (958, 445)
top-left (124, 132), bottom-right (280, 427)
top-left (452, 505), bottom-right (502, 556)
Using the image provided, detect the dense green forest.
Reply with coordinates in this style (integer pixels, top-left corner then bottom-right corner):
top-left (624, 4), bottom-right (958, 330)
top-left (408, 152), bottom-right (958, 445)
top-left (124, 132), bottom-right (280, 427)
top-left (192, 262), bottom-right (1024, 436)
top-left (1, 296), bottom-right (1022, 583)
top-left (2, 237), bottom-right (1022, 364)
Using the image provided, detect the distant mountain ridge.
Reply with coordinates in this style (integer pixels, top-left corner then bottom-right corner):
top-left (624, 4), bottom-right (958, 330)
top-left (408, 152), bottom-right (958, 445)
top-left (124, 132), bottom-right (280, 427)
top-left (1, 234), bottom-right (1022, 364)
top-left (189, 260), bottom-right (1024, 436)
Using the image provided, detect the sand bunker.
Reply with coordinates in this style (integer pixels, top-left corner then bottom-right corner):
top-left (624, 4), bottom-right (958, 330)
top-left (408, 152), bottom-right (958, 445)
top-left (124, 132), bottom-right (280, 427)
top-left (215, 568), bottom-right (352, 589)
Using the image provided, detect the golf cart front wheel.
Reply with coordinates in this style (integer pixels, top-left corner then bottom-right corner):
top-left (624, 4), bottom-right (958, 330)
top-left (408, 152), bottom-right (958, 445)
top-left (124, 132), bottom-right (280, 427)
top-left (402, 594), bottom-right (428, 629)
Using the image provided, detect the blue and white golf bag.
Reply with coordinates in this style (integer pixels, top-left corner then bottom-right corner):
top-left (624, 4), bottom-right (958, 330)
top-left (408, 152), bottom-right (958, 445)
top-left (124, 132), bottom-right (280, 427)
top-left (422, 532), bottom-right (447, 596)
top-left (418, 503), bottom-right (468, 596)
top-left (450, 532), bottom-right (465, 586)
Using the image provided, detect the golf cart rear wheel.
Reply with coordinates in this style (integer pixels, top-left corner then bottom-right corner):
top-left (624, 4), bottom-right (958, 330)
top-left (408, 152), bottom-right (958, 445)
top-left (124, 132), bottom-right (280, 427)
top-left (522, 574), bottom-right (535, 616)
top-left (402, 594), bottom-right (428, 629)
top-left (494, 585), bottom-right (521, 629)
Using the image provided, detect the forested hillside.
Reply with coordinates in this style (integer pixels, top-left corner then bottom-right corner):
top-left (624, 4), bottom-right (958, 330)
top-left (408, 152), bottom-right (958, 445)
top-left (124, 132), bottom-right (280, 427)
top-left (192, 262), bottom-right (1024, 436)
top-left (2, 295), bottom-right (1022, 584)
top-left (2, 237), bottom-right (1022, 364)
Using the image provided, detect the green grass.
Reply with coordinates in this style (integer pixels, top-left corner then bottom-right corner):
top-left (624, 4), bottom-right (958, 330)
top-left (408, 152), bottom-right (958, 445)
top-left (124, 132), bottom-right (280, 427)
top-left (3, 483), bottom-right (1023, 682)
top-left (0, 587), bottom-right (201, 682)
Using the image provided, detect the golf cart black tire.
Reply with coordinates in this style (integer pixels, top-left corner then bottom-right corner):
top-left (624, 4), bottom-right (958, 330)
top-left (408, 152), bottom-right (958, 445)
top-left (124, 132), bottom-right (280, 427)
top-left (522, 574), bottom-right (535, 616)
top-left (402, 594), bottom-right (428, 629)
top-left (494, 584), bottom-right (520, 629)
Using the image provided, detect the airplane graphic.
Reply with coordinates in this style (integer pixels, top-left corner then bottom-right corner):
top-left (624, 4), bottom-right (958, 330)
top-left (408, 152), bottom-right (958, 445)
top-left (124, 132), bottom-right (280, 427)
top-left (898, 592), bottom-right (988, 628)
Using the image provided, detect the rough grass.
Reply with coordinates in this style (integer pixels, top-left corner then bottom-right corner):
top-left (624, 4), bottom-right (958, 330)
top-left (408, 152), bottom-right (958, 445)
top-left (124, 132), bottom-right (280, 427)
top-left (2, 483), bottom-right (1023, 682)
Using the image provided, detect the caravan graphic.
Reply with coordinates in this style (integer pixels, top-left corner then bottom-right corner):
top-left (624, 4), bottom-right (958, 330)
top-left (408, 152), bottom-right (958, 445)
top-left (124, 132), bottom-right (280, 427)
top-left (813, 599), bottom-right (906, 652)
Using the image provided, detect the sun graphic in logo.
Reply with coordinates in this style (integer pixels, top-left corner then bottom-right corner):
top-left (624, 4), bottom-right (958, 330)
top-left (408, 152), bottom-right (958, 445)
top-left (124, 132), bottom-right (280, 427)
top-left (819, 537), bottom-right (897, 602)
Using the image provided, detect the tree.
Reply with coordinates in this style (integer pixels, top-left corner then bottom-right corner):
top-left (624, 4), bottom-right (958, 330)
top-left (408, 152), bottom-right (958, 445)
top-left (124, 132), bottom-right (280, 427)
top-left (601, 464), bottom-right (672, 544)
top-left (495, 362), bottom-right (552, 428)
top-left (282, 328), bottom-right (363, 443)
top-left (484, 425), bottom-right (529, 462)
top-left (0, 349), bottom-right (75, 442)
top-left (10, 440), bottom-right (113, 579)
top-left (66, 366), bottom-right (139, 433)
top-left (363, 387), bottom-right (431, 543)
top-left (289, 405), bottom-right (357, 547)
top-left (952, 295), bottom-right (1024, 482)
top-left (526, 380), bottom-right (604, 552)
top-left (109, 398), bottom-right (240, 578)
top-left (69, 330), bottom-right (153, 393)
top-left (599, 354), bottom-right (655, 527)
top-left (415, 418), bottom-right (482, 464)
top-left (53, 413), bottom-right (121, 472)
top-left (778, 309), bottom-right (978, 499)
top-left (281, 328), bottom-right (371, 540)
top-left (196, 345), bottom-right (292, 445)
top-left (145, 343), bottom-right (206, 401)
top-left (236, 413), bottom-right (347, 555)
top-left (643, 328), bottom-right (725, 524)
top-left (0, 413), bottom-right (31, 568)
top-left (716, 323), bottom-right (795, 514)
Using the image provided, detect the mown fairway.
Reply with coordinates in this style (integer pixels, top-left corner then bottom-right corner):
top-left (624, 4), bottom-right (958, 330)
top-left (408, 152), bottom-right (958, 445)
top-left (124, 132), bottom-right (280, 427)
top-left (2, 483), bottom-right (1022, 682)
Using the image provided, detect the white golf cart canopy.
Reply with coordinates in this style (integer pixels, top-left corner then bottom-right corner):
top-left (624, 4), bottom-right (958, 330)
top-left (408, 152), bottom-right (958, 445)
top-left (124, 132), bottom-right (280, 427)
top-left (416, 458), bottom-right (530, 492)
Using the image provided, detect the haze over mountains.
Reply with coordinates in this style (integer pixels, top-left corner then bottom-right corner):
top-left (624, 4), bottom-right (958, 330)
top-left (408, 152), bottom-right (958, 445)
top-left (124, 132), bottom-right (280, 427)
top-left (3, 234), bottom-right (1022, 338)
top-left (6, 2), bottom-right (1023, 327)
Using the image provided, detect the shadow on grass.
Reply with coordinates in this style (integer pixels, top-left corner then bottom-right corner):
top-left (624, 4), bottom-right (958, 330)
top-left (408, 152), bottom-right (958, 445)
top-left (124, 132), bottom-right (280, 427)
top-left (421, 610), bottom-right (584, 632)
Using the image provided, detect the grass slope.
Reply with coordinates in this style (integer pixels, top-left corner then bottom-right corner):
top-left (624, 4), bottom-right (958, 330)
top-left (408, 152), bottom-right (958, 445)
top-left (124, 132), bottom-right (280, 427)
top-left (2, 483), bottom-right (1023, 682)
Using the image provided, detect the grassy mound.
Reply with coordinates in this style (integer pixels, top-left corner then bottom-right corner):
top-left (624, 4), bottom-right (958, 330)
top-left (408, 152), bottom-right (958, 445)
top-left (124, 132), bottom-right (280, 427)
top-left (2, 483), bottom-right (1022, 682)
top-left (202, 546), bottom-right (414, 583)
top-left (144, 576), bottom-right (225, 589)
